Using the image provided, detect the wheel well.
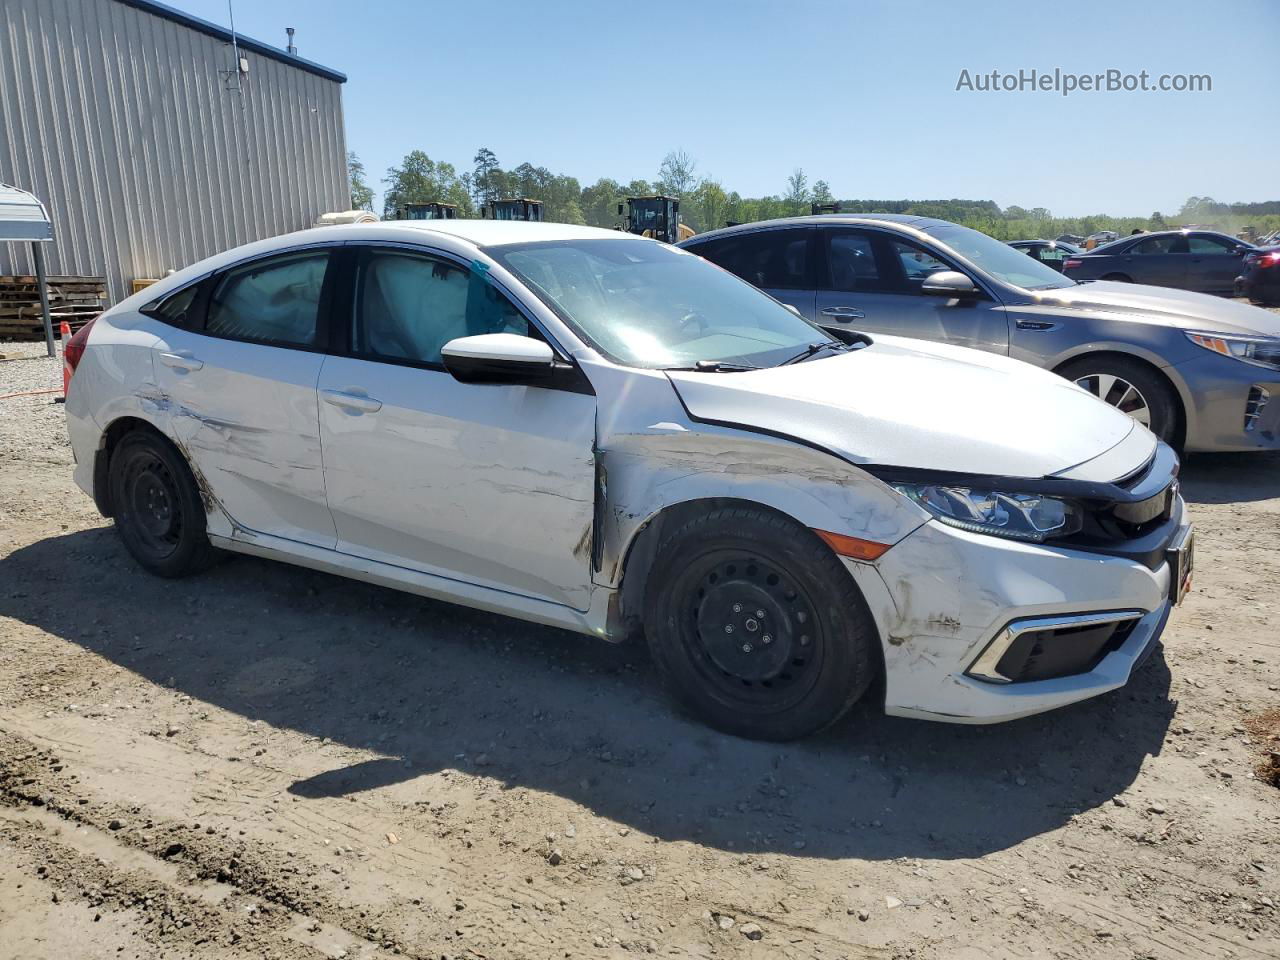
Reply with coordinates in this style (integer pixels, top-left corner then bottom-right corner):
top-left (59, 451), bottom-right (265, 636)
top-left (1100, 272), bottom-right (1132, 282)
top-left (616, 498), bottom-right (823, 642)
top-left (92, 417), bottom-right (170, 517)
top-left (1053, 351), bottom-right (1186, 449)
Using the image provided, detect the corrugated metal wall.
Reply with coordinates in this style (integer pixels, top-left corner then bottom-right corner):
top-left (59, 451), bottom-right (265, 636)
top-left (0, 0), bottom-right (348, 303)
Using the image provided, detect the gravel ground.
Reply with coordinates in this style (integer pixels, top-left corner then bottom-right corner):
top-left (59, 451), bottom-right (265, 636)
top-left (1, 325), bottom-right (1278, 960)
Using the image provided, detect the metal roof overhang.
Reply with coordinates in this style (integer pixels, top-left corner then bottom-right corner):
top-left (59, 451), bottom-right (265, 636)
top-left (0, 183), bottom-right (54, 243)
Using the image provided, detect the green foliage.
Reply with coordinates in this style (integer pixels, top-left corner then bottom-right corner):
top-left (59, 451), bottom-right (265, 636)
top-left (382, 151), bottom-right (474, 218)
top-left (347, 152), bottom-right (374, 212)
top-left (373, 145), bottom-right (1278, 239)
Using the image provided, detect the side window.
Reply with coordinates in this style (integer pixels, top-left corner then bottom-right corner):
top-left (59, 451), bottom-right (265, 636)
top-left (888, 240), bottom-right (951, 293)
top-left (354, 251), bottom-right (529, 366)
top-left (1038, 245), bottom-right (1068, 264)
top-left (1132, 235), bottom-right (1178, 255)
top-left (693, 229), bottom-right (811, 289)
top-left (206, 251), bottom-right (329, 347)
top-left (1187, 234), bottom-right (1236, 254)
top-left (143, 282), bottom-right (202, 326)
top-left (826, 231), bottom-right (888, 292)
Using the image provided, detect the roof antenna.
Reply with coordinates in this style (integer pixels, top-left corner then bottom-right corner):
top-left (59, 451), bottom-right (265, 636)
top-left (219, 0), bottom-right (247, 98)
top-left (286, 26), bottom-right (297, 55)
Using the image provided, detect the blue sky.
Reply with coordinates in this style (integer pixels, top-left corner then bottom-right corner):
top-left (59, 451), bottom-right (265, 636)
top-left (180, 0), bottom-right (1278, 216)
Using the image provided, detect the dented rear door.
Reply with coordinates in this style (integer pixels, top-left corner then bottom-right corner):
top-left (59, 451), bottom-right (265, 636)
top-left (150, 249), bottom-right (337, 548)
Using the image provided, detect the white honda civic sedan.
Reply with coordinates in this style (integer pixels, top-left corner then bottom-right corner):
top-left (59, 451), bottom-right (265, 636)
top-left (63, 221), bottom-right (1193, 740)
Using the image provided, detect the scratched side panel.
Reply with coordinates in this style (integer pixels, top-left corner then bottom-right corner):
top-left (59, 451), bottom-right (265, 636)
top-left (147, 324), bottom-right (336, 549)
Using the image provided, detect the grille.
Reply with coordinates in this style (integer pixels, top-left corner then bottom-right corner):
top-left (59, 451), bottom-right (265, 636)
top-left (995, 616), bottom-right (1140, 683)
top-left (1245, 386), bottom-right (1270, 432)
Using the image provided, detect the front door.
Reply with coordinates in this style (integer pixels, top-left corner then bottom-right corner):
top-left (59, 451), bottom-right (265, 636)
top-left (1186, 233), bottom-right (1245, 293)
top-left (149, 249), bottom-right (337, 548)
top-left (316, 246), bottom-right (597, 610)
top-left (815, 228), bottom-right (1009, 354)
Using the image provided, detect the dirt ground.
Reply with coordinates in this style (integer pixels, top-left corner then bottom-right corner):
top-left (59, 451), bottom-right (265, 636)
top-left (1, 338), bottom-right (1278, 960)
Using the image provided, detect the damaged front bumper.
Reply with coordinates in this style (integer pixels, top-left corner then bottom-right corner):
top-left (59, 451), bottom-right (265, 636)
top-left (847, 506), bottom-right (1183, 725)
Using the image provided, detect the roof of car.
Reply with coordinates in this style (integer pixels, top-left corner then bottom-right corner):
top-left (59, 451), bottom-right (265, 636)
top-left (682, 213), bottom-right (952, 245)
top-left (360, 219), bottom-right (624, 247)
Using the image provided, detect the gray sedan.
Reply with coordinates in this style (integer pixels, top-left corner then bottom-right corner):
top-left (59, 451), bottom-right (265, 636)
top-left (1062, 229), bottom-right (1254, 294)
top-left (678, 214), bottom-right (1280, 452)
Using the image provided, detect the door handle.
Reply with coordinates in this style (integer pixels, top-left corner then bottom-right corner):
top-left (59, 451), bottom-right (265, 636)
top-left (321, 388), bottom-right (383, 413)
top-left (158, 350), bottom-right (203, 372)
top-left (820, 306), bottom-right (865, 321)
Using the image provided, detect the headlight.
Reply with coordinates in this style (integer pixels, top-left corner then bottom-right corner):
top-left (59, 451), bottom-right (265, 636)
top-left (893, 483), bottom-right (1083, 542)
top-left (1186, 332), bottom-right (1280, 371)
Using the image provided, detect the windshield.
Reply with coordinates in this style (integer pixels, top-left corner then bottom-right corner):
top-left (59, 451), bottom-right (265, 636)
top-left (489, 238), bottom-right (838, 369)
top-left (926, 223), bottom-right (1075, 290)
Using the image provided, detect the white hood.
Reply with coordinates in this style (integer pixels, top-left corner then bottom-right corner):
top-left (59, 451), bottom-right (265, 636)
top-left (1030, 281), bottom-right (1280, 337)
top-left (668, 336), bottom-right (1156, 481)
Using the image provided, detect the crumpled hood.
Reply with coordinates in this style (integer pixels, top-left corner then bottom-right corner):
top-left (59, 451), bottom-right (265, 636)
top-left (668, 335), bottom-right (1155, 480)
top-left (1027, 281), bottom-right (1280, 336)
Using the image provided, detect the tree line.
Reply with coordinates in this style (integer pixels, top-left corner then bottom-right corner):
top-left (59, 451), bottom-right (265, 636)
top-left (347, 150), bottom-right (1280, 240)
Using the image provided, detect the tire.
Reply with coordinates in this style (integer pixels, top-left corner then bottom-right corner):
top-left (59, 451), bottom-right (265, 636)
top-left (1057, 356), bottom-right (1180, 444)
top-left (643, 506), bottom-right (878, 741)
top-left (108, 430), bottom-right (218, 577)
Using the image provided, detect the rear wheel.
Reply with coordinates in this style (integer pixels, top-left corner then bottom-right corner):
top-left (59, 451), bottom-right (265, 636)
top-left (1058, 356), bottom-right (1179, 444)
top-left (108, 431), bottom-right (218, 577)
top-left (643, 507), bottom-right (878, 741)
top-left (1101, 273), bottom-right (1133, 282)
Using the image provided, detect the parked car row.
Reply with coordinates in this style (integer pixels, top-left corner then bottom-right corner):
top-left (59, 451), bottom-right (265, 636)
top-left (678, 215), bottom-right (1280, 450)
top-left (63, 214), bottom-right (1276, 740)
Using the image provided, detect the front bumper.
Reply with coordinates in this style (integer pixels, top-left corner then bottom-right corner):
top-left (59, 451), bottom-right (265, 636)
top-left (851, 508), bottom-right (1182, 724)
top-left (1172, 350), bottom-right (1280, 452)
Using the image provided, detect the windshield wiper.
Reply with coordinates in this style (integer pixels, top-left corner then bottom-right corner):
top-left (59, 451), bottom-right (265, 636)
top-left (780, 341), bottom-right (847, 365)
top-left (690, 359), bottom-right (760, 372)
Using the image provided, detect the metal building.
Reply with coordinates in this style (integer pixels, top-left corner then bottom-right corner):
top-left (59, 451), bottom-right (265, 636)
top-left (0, 0), bottom-right (349, 304)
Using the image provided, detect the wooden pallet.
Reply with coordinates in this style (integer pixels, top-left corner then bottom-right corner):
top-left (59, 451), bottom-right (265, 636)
top-left (0, 275), bottom-right (105, 340)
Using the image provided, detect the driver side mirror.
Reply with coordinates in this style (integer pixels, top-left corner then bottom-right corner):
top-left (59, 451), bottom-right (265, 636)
top-left (921, 270), bottom-right (981, 298)
top-left (441, 333), bottom-right (555, 385)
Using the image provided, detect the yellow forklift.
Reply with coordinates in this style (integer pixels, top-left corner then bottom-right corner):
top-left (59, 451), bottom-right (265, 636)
top-left (617, 195), bottom-right (695, 243)
top-left (483, 198), bottom-right (544, 221)
top-left (395, 202), bottom-right (459, 221)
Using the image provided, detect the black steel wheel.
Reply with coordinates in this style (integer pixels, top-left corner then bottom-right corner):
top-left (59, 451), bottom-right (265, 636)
top-left (108, 430), bottom-right (218, 577)
top-left (644, 506), bottom-right (878, 740)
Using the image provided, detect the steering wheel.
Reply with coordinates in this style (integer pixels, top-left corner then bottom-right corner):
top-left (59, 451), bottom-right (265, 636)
top-left (675, 310), bottom-right (709, 337)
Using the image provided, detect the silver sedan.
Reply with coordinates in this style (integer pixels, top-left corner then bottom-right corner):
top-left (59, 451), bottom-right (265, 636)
top-left (680, 215), bottom-right (1280, 452)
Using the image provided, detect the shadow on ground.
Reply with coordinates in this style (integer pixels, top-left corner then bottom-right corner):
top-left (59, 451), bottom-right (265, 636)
top-left (1, 528), bottom-right (1176, 862)
top-left (1180, 451), bottom-right (1280, 504)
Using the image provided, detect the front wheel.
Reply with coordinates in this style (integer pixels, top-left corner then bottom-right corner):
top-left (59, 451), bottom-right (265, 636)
top-left (1058, 356), bottom-right (1180, 444)
top-left (643, 507), bottom-right (879, 741)
top-left (108, 431), bottom-right (219, 577)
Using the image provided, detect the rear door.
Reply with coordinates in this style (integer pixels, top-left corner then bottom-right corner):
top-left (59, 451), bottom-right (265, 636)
top-left (815, 227), bottom-right (1009, 354)
top-left (316, 245), bottom-right (597, 610)
top-left (1186, 233), bottom-right (1245, 292)
top-left (149, 248), bottom-right (337, 548)
top-left (686, 227), bottom-right (817, 320)
top-left (1123, 234), bottom-right (1188, 287)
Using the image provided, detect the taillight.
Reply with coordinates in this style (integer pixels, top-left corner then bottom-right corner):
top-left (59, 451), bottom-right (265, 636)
top-left (63, 316), bottom-right (98, 378)
top-left (1063, 259), bottom-right (1083, 270)
top-left (1259, 252), bottom-right (1280, 270)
